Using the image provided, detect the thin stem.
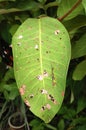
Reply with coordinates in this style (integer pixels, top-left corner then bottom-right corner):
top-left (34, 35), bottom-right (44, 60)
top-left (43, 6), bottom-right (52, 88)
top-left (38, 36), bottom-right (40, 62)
top-left (58, 0), bottom-right (82, 21)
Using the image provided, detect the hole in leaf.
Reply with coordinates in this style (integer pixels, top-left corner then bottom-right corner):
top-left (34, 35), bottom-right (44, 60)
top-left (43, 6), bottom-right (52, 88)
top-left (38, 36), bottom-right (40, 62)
top-left (55, 30), bottom-right (60, 35)
top-left (29, 94), bottom-right (34, 98)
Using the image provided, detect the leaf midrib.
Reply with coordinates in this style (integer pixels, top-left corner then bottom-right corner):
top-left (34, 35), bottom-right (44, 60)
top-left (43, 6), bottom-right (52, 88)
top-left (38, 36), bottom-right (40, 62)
top-left (39, 19), bottom-right (45, 88)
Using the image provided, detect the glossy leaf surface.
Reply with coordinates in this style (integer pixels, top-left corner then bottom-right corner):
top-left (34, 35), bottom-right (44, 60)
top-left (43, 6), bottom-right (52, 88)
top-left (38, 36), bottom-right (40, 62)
top-left (12, 17), bottom-right (71, 123)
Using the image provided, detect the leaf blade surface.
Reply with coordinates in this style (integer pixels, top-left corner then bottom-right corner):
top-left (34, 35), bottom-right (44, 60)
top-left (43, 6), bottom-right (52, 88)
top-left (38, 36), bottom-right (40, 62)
top-left (12, 17), bottom-right (71, 123)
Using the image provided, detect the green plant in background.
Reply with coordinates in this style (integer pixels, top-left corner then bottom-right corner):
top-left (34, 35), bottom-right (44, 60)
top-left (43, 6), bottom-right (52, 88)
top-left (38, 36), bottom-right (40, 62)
top-left (0, 68), bottom-right (18, 101)
top-left (0, 0), bottom-right (86, 130)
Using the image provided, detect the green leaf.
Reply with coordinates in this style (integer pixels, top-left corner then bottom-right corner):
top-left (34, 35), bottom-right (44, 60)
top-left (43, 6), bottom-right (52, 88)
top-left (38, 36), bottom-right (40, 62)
top-left (9, 24), bottom-right (19, 36)
top-left (72, 33), bottom-right (86, 59)
top-left (0, 1), bottom-right (41, 14)
top-left (63, 109), bottom-right (76, 120)
top-left (37, 0), bottom-right (46, 4)
top-left (73, 60), bottom-right (86, 80)
top-left (82, 0), bottom-right (86, 13)
top-left (13, 0), bottom-right (41, 11)
top-left (30, 119), bottom-right (44, 130)
top-left (57, 0), bottom-right (84, 20)
top-left (58, 119), bottom-right (64, 130)
top-left (70, 117), bottom-right (86, 126)
top-left (0, 0), bottom-right (16, 2)
top-left (12, 17), bottom-right (71, 123)
top-left (3, 68), bottom-right (15, 82)
top-left (3, 83), bottom-right (19, 100)
top-left (78, 125), bottom-right (86, 130)
top-left (45, 124), bottom-right (57, 130)
top-left (0, 21), bottom-right (12, 43)
top-left (77, 97), bottom-right (86, 113)
top-left (63, 15), bottom-right (86, 32)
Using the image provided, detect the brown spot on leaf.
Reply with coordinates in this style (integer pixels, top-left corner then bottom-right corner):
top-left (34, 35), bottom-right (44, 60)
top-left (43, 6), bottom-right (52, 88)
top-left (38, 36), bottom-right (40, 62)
top-left (37, 75), bottom-right (43, 80)
top-left (41, 106), bottom-right (46, 111)
top-left (19, 85), bottom-right (26, 95)
top-left (40, 89), bottom-right (48, 94)
top-left (17, 42), bottom-right (21, 46)
top-left (41, 104), bottom-right (51, 111)
top-left (43, 70), bottom-right (48, 77)
top-left (41, 40), bottom-right (43, 44)
top-left (46, 51), bottom-right (48, 54)
top-left (24, 99), bottom-right (31, 108)
top-left (37, 58), bottom-right (40, 61)
top-left (62, 91), bottom-right (65, 97)
top-left (46, 104), bottom-right (51, 110)
top-left (51, 67), bottom-right (56, 86)
top-left (48, 94), bottom-right (57, 104)
top-left (28, 26), bottom-right (32, 30)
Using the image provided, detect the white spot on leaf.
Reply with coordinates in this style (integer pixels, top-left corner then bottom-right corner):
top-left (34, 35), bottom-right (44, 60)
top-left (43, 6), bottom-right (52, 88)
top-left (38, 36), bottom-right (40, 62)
top-left (41, 89), bottom-right (48, 94)
top-left (37, 70), bottom-right (48, 81)
top-left (18, 35), bottom-right (23, 39)
top-left (35, 44), bottom-right (39, 50)
top-left (37, 75), bottom-right (43, 80)
top-left (55, 30), bottom-right (60, 35)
